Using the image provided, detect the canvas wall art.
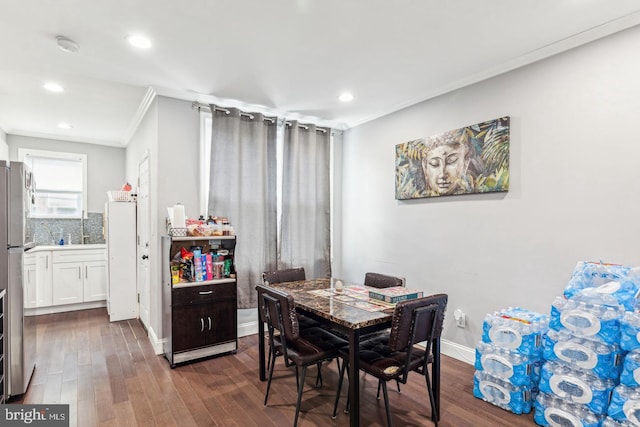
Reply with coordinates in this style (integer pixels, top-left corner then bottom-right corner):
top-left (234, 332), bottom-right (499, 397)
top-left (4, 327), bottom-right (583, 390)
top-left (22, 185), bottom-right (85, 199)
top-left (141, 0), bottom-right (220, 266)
top-left (395, 116), bottom-right (510, 200)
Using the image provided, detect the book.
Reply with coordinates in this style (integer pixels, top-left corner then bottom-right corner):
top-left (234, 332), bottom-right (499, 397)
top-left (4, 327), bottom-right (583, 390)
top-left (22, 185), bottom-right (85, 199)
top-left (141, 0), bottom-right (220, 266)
top-left (368, 286), bottom-right (423, 304)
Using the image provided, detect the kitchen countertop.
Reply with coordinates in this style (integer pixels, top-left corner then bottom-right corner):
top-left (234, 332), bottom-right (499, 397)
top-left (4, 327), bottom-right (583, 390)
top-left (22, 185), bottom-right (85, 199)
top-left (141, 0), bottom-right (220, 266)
top-left (30, 244), bottom-right (106, 252)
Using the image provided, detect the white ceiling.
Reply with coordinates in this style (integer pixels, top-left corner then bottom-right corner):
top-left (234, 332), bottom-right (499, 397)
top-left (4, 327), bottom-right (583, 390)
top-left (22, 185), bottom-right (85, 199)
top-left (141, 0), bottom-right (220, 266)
top-left (1, 1), bottom-right (640, 147)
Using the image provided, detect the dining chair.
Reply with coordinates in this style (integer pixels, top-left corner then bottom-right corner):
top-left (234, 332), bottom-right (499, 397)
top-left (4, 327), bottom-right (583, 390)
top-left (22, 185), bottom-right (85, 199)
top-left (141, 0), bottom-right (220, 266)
top-left (364, 272), bottom-right (405, 288)
top-left (261, 267), bottom-right (325, 381)
top-left (257, 284), bottom-right (348, 427)
top-left (332, 294), bottom-right (448, 427)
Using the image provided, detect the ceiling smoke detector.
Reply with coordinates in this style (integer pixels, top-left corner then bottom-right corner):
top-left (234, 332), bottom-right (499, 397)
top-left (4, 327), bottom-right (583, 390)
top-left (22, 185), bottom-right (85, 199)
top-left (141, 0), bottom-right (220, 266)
top-left (56, 36), bottom-right (80, 53)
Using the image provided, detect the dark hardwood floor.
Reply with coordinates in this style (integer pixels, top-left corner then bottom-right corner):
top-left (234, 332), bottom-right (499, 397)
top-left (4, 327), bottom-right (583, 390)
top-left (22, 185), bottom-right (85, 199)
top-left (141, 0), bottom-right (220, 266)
top-left (12, 308), bottom-right (537, 426)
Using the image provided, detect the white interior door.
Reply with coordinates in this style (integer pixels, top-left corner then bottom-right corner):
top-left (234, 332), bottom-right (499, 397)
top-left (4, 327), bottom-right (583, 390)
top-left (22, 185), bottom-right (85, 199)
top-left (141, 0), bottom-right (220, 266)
top-left (137, 155), bottom-right (151, 329)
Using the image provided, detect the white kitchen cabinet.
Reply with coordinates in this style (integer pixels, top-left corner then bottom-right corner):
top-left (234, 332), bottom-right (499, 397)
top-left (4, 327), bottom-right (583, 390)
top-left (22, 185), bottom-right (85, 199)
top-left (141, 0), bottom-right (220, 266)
top-left (52, 262), bottom-right (84, 305)
top-left (52, 248), bottom-right (107, 306)
top-left (24, 251), bottom-right (53, 308)
top-left (84, 260), bottom-right (107, 302)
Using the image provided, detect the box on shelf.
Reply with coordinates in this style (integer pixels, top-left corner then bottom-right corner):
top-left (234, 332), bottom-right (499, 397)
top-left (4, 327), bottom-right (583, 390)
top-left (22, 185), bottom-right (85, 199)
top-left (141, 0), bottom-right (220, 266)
top-left (368, 286), bottom-right (423, 304)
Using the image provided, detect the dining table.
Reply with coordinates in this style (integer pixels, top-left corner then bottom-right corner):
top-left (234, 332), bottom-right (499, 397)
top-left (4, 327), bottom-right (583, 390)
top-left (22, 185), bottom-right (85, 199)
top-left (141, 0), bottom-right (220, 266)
top-left (257, 278), bottom-right (441, 427)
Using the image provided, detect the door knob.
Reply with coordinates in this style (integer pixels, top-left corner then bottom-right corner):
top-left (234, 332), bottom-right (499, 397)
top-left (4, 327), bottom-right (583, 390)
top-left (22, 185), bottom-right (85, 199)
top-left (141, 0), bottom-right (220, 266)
top-left (141, 254), bottom-right (149, 260)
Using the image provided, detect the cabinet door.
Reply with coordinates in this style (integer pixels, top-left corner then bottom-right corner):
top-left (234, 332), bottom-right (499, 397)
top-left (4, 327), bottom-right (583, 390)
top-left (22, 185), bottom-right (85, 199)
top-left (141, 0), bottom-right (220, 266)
top-left (24, 261), bottom-right (37, 308)
top-left (205, 298), bottom-right (237, 345)
top-left (172, 305), bottom-right (207, 352)
top-left (35, 252), bottom-right (53, 307)
top-left (52, 262), bottom-right (83, 305)
top-left (84, 260), bottom-right (107, 302)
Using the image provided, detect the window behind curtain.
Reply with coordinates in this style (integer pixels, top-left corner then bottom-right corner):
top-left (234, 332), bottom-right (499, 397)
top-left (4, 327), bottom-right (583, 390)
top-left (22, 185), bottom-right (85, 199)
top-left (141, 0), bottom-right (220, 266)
top-left (19, 149), bottom-right (87, 219)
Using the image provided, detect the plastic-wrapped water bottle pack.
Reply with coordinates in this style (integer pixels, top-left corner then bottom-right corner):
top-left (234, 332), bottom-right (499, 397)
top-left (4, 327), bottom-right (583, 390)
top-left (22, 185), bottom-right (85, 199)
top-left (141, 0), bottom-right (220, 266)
top-left (472, 370), bottom-right (537, 415)
top-left (534, 392), bottom-right (606, 427)
top-left (549, 289), bottom-right (624, 345)
top-left (543, 328), bottom-right (624, 380)
top-left (475, 341), bottom-right (542, 387)
top-left (620, 349), bottom-right (640, 388)
top-left (607, 384), bottom-right (640, 425)
top-left (601, 415), bottom-right (640, 426)
top-left (481, 307), bottom-right (549, 357)
top-left (621, 311), bottom-right (640, 352)
top-left (564, 261), bottom-right (633, 300)
top-left (538, 360), bottom-right (616, 415)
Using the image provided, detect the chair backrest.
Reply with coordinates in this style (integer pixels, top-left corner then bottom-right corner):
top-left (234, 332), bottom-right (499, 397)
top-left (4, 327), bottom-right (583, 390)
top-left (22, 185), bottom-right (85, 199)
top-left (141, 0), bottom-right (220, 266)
top-left (364, 272), bottom-right (405, 289)
top-left (256, 284), bottom-right (300, 342)
top-left (389, 293), bottom-right (448, 352)
top-left (262, 267), bottom-right (306, 286)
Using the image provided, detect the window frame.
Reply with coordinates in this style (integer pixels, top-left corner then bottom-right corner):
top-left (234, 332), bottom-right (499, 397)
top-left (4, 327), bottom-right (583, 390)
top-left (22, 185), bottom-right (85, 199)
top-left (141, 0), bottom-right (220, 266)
top-left (18, 148), bottom-right (88, 219)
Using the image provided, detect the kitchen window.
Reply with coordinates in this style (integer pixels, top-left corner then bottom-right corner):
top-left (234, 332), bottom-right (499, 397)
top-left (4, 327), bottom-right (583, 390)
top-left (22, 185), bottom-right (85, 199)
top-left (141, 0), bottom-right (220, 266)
top-left (18, 148), bottom-right (87, 219)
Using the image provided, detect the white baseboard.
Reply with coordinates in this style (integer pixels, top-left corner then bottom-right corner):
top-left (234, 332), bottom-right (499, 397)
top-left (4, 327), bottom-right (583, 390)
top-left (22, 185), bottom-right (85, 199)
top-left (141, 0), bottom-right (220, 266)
top-left (239, 320), bottom-right (258, 337)
top-left (147, 327), bottom-right (165, 355)
top-left (440, 339), bottom-right (475, 365)
top-left (26, 300), bottom-right (106, 316)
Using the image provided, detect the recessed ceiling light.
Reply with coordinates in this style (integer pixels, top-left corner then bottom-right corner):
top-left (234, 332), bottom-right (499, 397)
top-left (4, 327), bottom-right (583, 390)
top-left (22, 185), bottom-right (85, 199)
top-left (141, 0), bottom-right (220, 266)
top-left (56, 36), bottom-right (80, 53)
top-left (43, 82), bottom-right (64, 93)
top-left (127, 34), bottom-right (152, 49)
top-left (58, 122), bottom-right (73, 130)
top-left (338, 92), bottom-right (354, 103)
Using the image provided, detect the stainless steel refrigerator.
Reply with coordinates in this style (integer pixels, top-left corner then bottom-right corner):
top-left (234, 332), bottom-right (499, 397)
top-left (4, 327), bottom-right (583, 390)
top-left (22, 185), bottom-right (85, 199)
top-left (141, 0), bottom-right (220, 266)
top-left (0, 160), bottom-right (36, 398)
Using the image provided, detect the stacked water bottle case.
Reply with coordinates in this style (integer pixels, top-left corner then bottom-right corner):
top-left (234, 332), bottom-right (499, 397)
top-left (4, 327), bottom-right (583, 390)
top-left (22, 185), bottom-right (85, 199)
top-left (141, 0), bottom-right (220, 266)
top-left (533, 261), bottom-right (640, 427)
top-left (473, 307), bottom-right (548, 414)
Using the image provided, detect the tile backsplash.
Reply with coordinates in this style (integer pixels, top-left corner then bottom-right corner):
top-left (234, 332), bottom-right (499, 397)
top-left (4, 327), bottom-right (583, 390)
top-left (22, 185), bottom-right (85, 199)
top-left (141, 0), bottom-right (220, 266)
top-left (32, 212), bottom-right (105, 245)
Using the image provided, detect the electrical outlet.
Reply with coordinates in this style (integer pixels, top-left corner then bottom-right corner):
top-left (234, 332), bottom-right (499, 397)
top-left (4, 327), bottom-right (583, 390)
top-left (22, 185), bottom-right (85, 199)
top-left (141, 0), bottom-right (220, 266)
top-left (454, 309), bottom-right (466, 328)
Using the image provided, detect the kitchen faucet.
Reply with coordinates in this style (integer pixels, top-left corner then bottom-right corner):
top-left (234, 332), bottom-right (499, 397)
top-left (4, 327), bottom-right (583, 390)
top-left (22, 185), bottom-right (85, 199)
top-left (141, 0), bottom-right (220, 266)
top-left (81, 210), bottom-right (90, 244)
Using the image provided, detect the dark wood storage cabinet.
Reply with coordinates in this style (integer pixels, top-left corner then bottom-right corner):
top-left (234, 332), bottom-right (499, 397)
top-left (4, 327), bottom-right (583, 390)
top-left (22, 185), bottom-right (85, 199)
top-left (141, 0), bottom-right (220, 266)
top-left (162, 236), bottom-right (237, 368)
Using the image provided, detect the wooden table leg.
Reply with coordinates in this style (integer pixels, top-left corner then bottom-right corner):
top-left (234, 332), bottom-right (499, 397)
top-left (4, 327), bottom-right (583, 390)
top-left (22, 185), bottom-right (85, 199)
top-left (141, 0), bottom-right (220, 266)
top-left (348, 329), bottom-right (360, 427)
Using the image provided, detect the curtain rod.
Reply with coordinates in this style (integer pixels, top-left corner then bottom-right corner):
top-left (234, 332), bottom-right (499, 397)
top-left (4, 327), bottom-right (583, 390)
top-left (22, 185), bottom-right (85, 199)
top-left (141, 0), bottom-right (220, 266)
top-left (193, 101), bottom-right (328, 133)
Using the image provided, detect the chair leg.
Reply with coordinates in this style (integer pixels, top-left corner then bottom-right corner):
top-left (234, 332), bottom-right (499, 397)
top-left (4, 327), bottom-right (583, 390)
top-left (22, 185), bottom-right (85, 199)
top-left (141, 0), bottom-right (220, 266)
top-left (293, 365), bottom-right (308, 427)
top-left (377, 381), bottom-right (381, 400)
top-left (396, 379), bottom-right (401, 393)
top-left (380, 380), bottom-right (393, 427)
top-left (315, 361), bottom-right (323, 387)
top-left (332, 358), bottom-right (347, 418)
top-left (264, 347), bottom-right (277, 406)
top-left (425, 371), bottom-right (438, 427)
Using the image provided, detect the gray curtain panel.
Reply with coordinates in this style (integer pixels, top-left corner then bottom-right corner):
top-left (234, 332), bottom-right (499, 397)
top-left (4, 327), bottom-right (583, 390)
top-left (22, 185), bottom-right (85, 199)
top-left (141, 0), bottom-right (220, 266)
top-left (280, 121), bottom-right (331, 279)
top-left (208, 107), bottom-right (278, 309)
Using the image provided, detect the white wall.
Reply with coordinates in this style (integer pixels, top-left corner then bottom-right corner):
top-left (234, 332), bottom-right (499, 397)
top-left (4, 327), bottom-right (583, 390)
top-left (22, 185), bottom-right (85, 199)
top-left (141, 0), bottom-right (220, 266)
top-left (0, 128), bottom-right (8, 160)
top-left (337, 25), bottom-right (640, 362)
top-left (7, 134), bottom-right (125, 213)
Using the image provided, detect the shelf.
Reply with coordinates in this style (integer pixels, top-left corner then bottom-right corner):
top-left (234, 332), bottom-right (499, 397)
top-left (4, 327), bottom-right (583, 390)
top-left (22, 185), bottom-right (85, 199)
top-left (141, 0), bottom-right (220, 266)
top-left (170, 236), bottom-right (236, 241)
top-left (172, 278), bottom-right (236, 289)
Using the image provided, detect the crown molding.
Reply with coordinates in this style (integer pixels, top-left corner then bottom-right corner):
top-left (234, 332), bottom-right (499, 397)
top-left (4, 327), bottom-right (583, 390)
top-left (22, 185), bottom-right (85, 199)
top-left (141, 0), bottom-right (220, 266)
top-left (122, 86), bottom-right (158, 146)
top-left (347, 10), bottom-right (640, 129)
top-left (6, 129), bottom-right (123, 148)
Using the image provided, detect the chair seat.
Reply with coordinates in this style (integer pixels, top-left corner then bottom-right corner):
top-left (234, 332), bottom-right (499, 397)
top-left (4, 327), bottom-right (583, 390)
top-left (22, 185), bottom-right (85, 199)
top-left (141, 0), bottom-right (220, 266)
top-left (276, 326), bottom-right (348, 366)
top-left (339, 335), bottom-right (432, 381)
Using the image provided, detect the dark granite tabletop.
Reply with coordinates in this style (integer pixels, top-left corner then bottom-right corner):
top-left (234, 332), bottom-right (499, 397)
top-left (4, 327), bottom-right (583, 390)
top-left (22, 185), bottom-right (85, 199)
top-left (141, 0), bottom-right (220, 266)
top-left (268, 278), bottom-right (394, 330)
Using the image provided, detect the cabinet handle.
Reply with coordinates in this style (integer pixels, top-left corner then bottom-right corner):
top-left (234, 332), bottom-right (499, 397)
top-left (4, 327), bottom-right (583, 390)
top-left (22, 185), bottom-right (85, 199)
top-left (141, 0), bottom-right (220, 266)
top-left (199, 290), bottom-right (213, 295)
top-left (46, 257), bottom-right (48, 269)
top-left (208, 316), bottom-right (212, 331)
top-left (85, 266), bottom-right (88, 279)
top-left (200, 318), bottom-right (204, 332)
top-left (78, 267), bottom-right (81, 280)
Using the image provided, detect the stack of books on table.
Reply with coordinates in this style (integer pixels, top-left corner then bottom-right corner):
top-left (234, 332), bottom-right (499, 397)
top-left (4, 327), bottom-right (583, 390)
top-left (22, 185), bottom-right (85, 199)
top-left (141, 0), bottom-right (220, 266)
top-left (369, 286), bottom-right (424, 306)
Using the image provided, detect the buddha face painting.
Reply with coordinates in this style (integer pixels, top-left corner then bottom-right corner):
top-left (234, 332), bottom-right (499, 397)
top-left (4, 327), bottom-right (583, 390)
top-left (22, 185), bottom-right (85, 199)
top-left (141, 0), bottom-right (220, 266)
top-left (421, 134), bottom-right (469, 196)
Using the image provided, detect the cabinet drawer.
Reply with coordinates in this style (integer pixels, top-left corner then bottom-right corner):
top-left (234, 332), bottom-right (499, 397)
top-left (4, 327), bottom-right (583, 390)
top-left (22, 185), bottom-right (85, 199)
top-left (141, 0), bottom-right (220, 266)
top-left (53, 249), bottom-right (106, 263)
top-left (172, 283), bottom-right (236, 305)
